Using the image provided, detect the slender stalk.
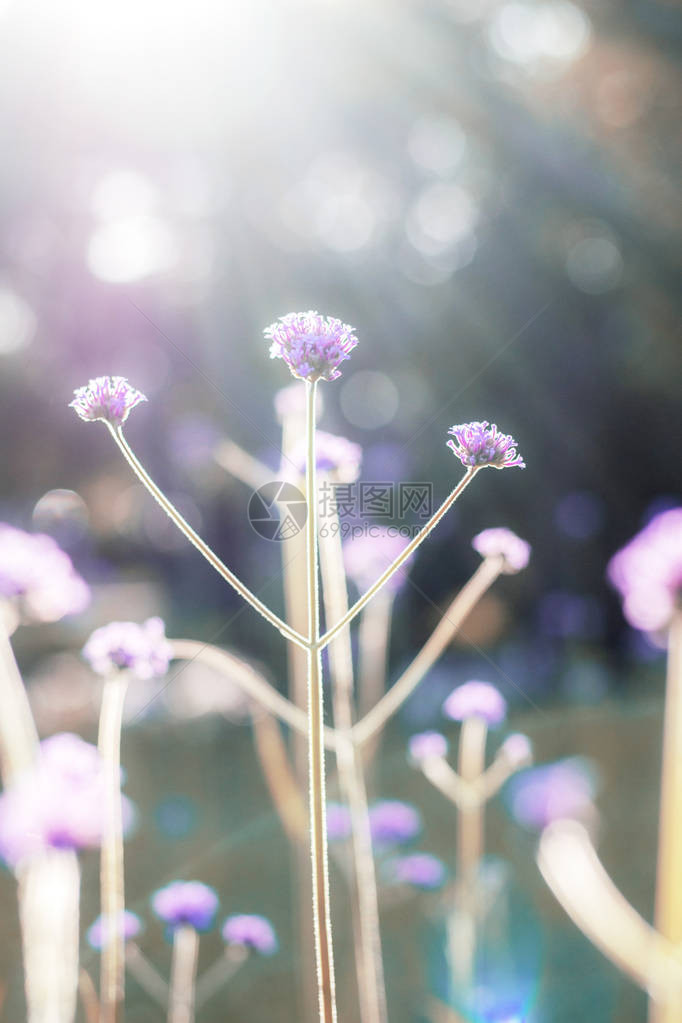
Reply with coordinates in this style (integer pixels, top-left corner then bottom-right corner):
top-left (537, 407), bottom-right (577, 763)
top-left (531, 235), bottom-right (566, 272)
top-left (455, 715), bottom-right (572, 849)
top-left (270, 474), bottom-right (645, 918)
top-left (168, 926), bottom-right (200, 1023)
top-left (195, 947), bottom-right (248, 1010)
top-left (0, 607), bottom-right (39, 783)
top-left (169, 639), bottom-right (338, 750)
top-left (304, 380), bottom-right (337, 1023)
top-left (357, 591), bottom-right (394, 776)
top-left (352, 558), bottom-right (502, 747)
top-left (78, 969), bottom-right (100, 1023)
top-left (125, 943), bottom-right (169, 1007)
top-left (651, 609), bottom-right (682, 1023)
top-left (18, 849), bottom-right (81, 1023)
top-left (318, 468), bottom-right (478, 650)
top-left (456, 717), bottom-right (488, 883)
top-left (98, 673), bottom-right (129, 1023)
top-left (318, 487), bottom-right (388, 1023)
top-left (107, 425), bottom-right (308, 650)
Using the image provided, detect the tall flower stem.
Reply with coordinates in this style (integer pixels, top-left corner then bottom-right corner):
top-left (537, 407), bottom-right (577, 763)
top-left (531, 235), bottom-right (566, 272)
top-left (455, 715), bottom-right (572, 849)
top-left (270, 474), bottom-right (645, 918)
top-left (319, 487), bottom-right (388, 1023)
top-left (18, 849), bottom-right (81, 1023)
top-left (0, 607), bottom-right (39, 783)
top-left (107, 425), bottom-right (308, 651)
top-left (651, 609), bottom-right (682, 1023)
top-left (318, 468), bottom-right (478, 650)
top-left (97, 673), bottom-right (129, 1023)
top-left (168, 925), bottom-right (199, 1023)
top-left (357, 591), bottom-right (394, 779)
top-left (352, 558), bottom-right (502, 747)
top-left (305, 380), bottom-right (337, 1023)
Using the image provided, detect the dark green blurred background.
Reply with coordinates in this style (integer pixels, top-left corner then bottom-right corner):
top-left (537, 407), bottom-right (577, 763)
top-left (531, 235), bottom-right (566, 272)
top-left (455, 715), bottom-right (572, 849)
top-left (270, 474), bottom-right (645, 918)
top-left (0, 0), bottom-right (680, 1019)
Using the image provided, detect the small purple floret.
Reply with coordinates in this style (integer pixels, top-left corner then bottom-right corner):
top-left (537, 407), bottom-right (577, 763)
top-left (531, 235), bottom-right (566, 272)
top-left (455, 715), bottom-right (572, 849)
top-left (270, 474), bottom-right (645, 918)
top-left (264, 311), bottom-right (358, 382)
top-left (607, 508), bottom-right (682, 633)
top-left (289, 431), bottom-right (362, 481)
top-left (222, 914), bottom-right (278, 955)
top-left (343, 529), bottom-right (414, 594)
top-left (69, 376), bottom-right (147, 428)
top-left (369, 800), bottom-right (422, 846)
top-left (326, 802), bottom-right (353, 841)
top-left (408, 731), bottom-right (448, 763)
top-left (0, 524), bottom-right (90, 623)
top-left (87, 910), bottom-right (142, 950)
top-left (506, 758), bottom-right (597, 831)
top-left (83, 617), bottom-right (172, 679)
top-left (447, 422), bottom-right (525, 470)
top-left (152, 880), bottom-right (218, 932)
top-left (385, 852), bottom-right (447, 890)
top-left (499, 733), bottom-right (533, 769)
top-left (443, 681), bottom-right (507, 726)
top-left (0, 733), bottom-right (132, 867)
top-left (472, 528), bottom-right (531, 573)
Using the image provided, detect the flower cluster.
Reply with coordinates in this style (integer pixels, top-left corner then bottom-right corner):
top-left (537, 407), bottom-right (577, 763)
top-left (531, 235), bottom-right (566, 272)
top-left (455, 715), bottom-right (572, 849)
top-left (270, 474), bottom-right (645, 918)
top-left (264, 311), bottom-right (358, 382)
top-left (408, 731), bottom-right (448, 763)
top-left (443, 680), bottom-right (507, 727)
top-left (472, 528), bottom-right (531, 574)
top-left (607, 507), bottom-right (682, 633)
top-left (382, 852), bottom-right (447, 891)
top-left (0, 733), bottom-right (133, 867)
top-left (506, 758), bottom-right (597, 831)
top-left (447, 422), bottom-right (525, 470)
top-left (0, 524), bottom-right (90, 623)
top-left (83, 617), bottom-right (172, 679)
top-left (152, 880), bottom-right (219, 932)
top-left (87, 911), bottom-right (143, 950)
top-left (69, 376), bottom-right (147, 428)
top-left (369, 801), bottom-right (422, 846)
top-left (222, 914), bottom-right (278, 955)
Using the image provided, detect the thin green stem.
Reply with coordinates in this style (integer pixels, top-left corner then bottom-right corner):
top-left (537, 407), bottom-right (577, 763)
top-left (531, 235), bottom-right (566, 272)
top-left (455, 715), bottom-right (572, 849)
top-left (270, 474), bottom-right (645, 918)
top-left (107, 425), bottom-right (308, 651)
top-left (318, 468), bottom-right (478, 650)
top-left (351, 558), bottom-right (502, 747)
top-left (168, 926), bottom-right (199, 1023)
top-left (305, 380), bottom-right (337, 1023)
top-left (98, 674), bottom-right (129, 1023)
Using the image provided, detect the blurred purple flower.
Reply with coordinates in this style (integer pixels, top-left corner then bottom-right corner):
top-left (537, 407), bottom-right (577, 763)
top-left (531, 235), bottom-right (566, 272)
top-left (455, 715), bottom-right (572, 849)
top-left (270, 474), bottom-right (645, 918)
top-left (87, 910), bottom-right (142, 950)
top-left (607, 508), bottom-right (682, 633)
top-left (498, 733), bottom-right (533, 769)
top-left (384, 852), bottom-right (447, 890)
top-left (222, 914), bottom-right (278, 955)
top-left (152, 881), bottom-right (218, 932)
top-left (343, 529), bottom-right (414, 593)
top-left (69, 376), bottom-right (147, 428)
top-left (326, 802), bottom-right (352, 841)
top-left (408, 731), bottom-right (448, 763)
top-left (447, 422), bottom-right (525, 470)
top-left (264, 311), bottom-right (358, 382)
top-left (443, 681), bottom-right (507, 726)
top-left (0, 733), bottom-right (133, 867)
top-left (369, 800), bottom-right (422, 846)
top-left (472, 528), bottom-right (530, 573)
top-left (506, 758), bottom-right (597, 831)
top-left (83, 617), bottom-right (172, 679)
top-left (288, 431), bottom-right (362, 482)
top-left (0, 524), bottom-right (90, 623)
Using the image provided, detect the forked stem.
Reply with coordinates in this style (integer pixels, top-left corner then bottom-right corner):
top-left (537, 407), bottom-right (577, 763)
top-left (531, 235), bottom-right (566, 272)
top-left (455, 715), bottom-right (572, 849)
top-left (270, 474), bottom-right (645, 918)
top-left (305, 380), bottom-right (337, 1023)
top-left (107, 425), bottom-right (308, 650)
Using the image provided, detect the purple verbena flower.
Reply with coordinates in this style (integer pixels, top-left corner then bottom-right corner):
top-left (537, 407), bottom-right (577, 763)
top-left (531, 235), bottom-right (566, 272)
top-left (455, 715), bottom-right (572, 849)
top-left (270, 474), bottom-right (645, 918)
top-left (0, 733), bottom-right (133, 867)
top-left (83, 617), bottom-right (172, 679)
top-left (607, 508), bottom-right (682, 633)
top-left (288, 431), bottom-right (362, 482)
top-left (369, 800), bottom-right (422, 846)
top-left (383, 852), bottom-right (447, 890)
top-left (0, 524), bottom-right (90, 623)
top-left (498, 733), bottom-right (533, 769)
top-left (506, 758), bottom-right (597, 831)
top-left (152, 880), bottom-right (218, 932)
top-left (472, 528), bottom-right (531, 573)
top-left (447, 422), bottom-right (525, 470)
top-left (343, 529), bottom-right (414, 594)
top-left (443, 681), bottom-right (507, 727)
top-left (264, 311), bottom-right (358, 382)
top-left (326, 802), bottom-right (352, 841)
top-left (69, 376), bottom-right (147, 428)
top-left (408, 731), bottom-right (448, 763)
top-left (87, 910), bottom-right (143, 950)
top-left (222, 914), bottom-right (278, 955)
